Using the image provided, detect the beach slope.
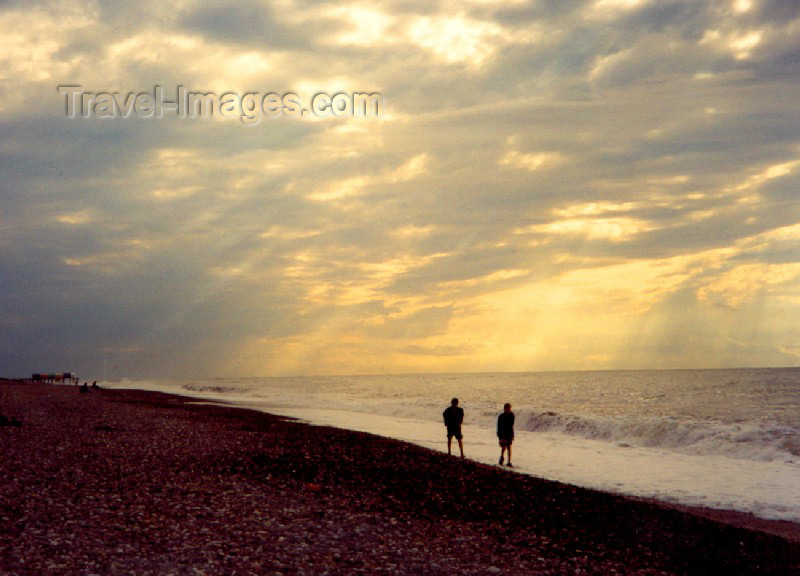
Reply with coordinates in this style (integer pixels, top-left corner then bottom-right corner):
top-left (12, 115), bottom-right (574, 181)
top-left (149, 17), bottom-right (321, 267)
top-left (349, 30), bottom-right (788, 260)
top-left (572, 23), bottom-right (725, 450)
top-left (1, 381), bottom-right (798, 575)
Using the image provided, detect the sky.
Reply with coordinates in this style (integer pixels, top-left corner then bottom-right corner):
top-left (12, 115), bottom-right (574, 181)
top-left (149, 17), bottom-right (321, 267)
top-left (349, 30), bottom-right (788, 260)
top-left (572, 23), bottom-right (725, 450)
top-left (2, 0), bottom-right (800, 379)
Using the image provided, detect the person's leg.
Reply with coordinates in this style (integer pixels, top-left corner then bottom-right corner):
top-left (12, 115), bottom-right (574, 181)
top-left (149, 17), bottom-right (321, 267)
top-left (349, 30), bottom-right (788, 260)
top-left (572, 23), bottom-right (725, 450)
top-left (447, 436), bottom-right (452, 455)
top-left (457, 438), bottom-right (464, 458)
top-left (499, 444), bottom-right (505, 464)
top-left (506, 443), bottom-right (512, 466)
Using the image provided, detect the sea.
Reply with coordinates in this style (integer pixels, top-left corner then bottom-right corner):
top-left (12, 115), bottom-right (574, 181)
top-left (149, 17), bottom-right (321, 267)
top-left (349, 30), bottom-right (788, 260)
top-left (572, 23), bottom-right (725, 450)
top-left (102, 368), bottom-right (800, 523)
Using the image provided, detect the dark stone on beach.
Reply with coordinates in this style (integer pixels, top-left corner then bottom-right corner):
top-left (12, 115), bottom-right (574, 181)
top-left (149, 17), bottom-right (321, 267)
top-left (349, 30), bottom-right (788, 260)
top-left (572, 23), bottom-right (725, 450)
top-left (0, 414), bottom-right (21, 426)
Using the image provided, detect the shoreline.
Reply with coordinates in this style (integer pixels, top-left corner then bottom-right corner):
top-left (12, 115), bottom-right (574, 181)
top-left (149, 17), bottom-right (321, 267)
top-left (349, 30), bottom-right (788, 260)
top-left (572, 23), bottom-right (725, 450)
top-left (633, 497), bottom-right (800, 545)
top-left (2, 380), bottom-right (798, 574)
top-left (177, 393), bottom-right (800, 542)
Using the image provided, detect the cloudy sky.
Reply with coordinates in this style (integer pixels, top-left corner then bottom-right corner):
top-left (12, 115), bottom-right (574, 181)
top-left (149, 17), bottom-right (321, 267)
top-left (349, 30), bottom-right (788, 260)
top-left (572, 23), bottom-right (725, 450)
top-left (2, 0), bottom-right (800, 379)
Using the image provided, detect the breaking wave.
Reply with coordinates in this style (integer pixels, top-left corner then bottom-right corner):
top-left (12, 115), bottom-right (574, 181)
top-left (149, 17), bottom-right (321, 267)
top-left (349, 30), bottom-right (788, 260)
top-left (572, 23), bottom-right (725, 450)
top-left (516, 410), bottom-right (800, 462)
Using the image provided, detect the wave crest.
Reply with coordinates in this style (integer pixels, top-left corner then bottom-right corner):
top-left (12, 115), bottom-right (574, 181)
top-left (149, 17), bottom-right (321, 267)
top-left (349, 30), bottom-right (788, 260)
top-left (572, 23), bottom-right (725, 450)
top-left (518, 411), bottom-right (800, 462)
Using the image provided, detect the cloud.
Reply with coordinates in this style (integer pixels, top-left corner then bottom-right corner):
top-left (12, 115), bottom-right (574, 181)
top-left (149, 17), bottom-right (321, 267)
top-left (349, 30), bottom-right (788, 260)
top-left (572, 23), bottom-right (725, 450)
top-left (1, 0), bottom-right (799, 376)
top-left (696, 262), bottom-right (800, 309)
top-left (177, 0), bottom-right (309, 49)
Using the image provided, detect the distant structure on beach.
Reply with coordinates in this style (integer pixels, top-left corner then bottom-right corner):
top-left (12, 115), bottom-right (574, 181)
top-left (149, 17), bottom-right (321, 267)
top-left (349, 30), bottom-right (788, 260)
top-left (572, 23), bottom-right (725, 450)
top-left (31, 372), bottom-right (76, 384)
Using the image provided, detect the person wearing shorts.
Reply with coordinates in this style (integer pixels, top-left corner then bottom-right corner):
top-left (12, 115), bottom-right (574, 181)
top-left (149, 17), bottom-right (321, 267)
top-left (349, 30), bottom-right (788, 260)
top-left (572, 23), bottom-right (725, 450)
top-left (497, 403), bottom-right (515, 467)
top-left (442, 397), bottom-right (464, 458)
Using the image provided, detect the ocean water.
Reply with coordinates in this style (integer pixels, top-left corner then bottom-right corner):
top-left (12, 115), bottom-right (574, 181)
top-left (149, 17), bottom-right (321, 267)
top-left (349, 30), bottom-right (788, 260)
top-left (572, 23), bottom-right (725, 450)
top-left (103, 368), bottom-right (800, 522)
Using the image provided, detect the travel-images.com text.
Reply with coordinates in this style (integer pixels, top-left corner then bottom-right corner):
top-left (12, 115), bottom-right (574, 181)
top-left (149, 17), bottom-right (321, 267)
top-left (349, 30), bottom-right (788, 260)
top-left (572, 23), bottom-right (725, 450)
top-left (58, 85), bottom-right (384, 124)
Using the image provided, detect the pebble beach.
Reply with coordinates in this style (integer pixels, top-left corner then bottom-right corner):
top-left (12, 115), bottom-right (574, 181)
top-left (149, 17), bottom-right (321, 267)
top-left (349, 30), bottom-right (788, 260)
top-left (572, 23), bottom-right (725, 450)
top-left (1, 380), bottom-right (798, 575)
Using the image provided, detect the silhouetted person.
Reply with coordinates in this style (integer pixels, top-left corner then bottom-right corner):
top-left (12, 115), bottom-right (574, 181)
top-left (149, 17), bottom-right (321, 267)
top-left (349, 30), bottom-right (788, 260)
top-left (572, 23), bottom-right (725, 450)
top-left (442, 397), bottom-right (464, 457)
top-left (80, 382), bottom-right (89, 393)
top-left (497, 403), bottom-right (515, 467)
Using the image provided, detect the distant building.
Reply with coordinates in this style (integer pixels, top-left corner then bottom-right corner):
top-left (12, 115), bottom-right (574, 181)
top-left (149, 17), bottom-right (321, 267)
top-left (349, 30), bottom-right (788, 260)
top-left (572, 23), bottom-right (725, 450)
top-left (31, 372), bottom-right (74, 383)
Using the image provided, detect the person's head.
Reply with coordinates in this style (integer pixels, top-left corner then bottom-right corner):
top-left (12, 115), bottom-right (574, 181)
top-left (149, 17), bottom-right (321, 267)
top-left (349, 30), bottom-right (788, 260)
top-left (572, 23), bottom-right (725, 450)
top-left (503, 403), bottom-right (511, 412)
top-left (451, 398), bottom-right (459, 406)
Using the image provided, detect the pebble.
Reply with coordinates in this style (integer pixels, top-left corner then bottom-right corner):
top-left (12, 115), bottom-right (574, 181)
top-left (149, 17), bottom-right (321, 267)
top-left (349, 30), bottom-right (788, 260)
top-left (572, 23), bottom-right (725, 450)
top-left (0, 383), bottom-right (795, 576)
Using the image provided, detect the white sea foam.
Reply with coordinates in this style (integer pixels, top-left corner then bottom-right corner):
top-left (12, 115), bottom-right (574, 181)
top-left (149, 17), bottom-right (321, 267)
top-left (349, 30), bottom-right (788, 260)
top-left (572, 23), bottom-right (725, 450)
top-left (104, 368), bottom-right (800, 523)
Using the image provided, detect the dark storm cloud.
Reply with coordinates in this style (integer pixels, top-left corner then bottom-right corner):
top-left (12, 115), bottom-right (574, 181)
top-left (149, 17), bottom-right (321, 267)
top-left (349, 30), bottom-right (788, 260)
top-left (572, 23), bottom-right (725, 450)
top-left (177, 0), bottom-right (310, 49)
